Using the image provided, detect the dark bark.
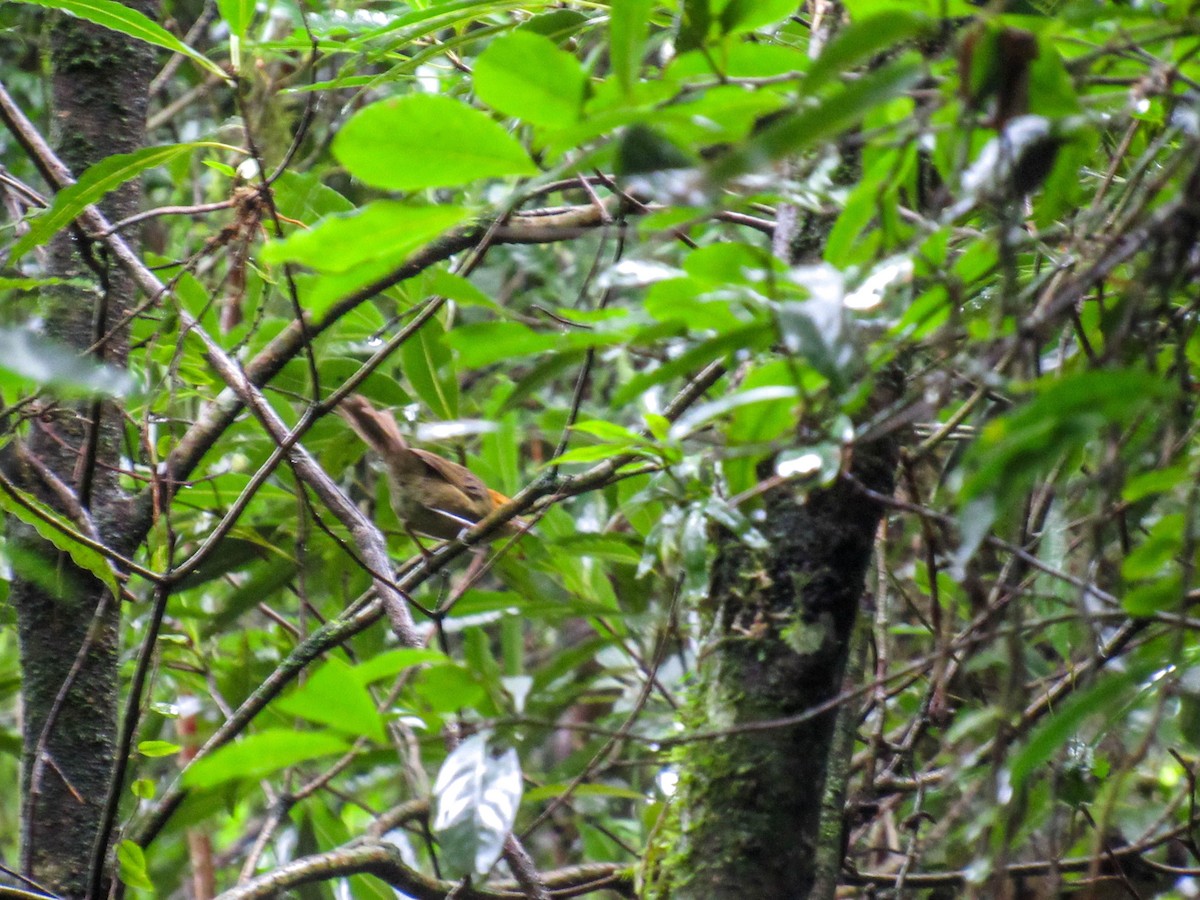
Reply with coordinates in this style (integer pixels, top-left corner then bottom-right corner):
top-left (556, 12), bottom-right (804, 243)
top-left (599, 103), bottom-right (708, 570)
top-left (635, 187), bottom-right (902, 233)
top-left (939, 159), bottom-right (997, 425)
top-left (644, 380), bottom-right (901, 899)
top-left (11, 6), bottom-right (153, 895)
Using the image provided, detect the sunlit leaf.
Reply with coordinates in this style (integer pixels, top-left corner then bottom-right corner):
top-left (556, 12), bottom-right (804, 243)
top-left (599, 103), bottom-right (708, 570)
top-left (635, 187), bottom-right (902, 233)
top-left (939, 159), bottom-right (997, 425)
top-left (183, 730), bottom-right (350, 789)
top-left (117, 841), bottom-right (155, 890)
top-left (261, 202), bottom-right (471, 273)
top-left (138, 740), bottom-right (181, 758)
top-left (276, 659), bottom-right (387, 743)
top-left (353, 649), bottom-right (450, 686)
top-left (474, 31), bottom-right (586, 128)
top-left (334, 94), bottom-right (538, 191)
top-left (433, 733), bottom-right (523, 878)
top-left (217, 0), bottom-right (254, 39)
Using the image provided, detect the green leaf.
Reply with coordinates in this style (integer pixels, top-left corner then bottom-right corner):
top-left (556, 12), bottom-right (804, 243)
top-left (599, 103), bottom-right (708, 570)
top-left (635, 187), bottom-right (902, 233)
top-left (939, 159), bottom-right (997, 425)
top-left (645, 413), bottom-right (670, 441)
top-left (676, 0), bottom-right (711, 54)
top-left (183, 729), bottom-right (350, 789)
top-left (474, 31), bottom-right (586, 128)
top-left (276, 659), bottom-right (386, 743)
top-left (117, 840), bottom-right (155, 891)
top-left (684, 241), bottom-right (774, 283)
top-left (1122, 465), bottom-right (1189, 502)
top-left (445, 321), bottom-right (619, 368)
top-left (711, 54), bottom-right (924, 181)
top-left (525, 781), bottom-right (647, 803)
top-left (554, 534), bottom-right (643, 564)
top-left (137, 740), bottom-right (181, 758)
top-left (571, 419), bottom-right (643, 444)
top-left (334, 95), bottom-right (538, 191)
top-left (10, 0), bottom-right (226, 78)
top-left (726, 360), bottom-right (806, 445)
top-left (422, 267), bottom-right (500, 310)
top-left (217, 0), bottom-right (255, 39)
top-left (610, 0), bottom-right (653, 98)
top-left (517, 8), bottom-right (588, 42)
top-left (11, 144), bottom-right (202, 258)
top-left (206, 555), bottom-right (296, 634)
top-left (131, 778), bottom-right (156, 800)
top-left (680, 507), bottom-right (710, 603)
top-left (413, 664), bottom-right (486, 714)
top-left (262, 202), bottom-right (471, 273)
top-left (1122, 513), bottom-right (1183, 581)
top-left (0, 276), bottom-right (95, 291)
top-left (616, 124), bottom-right (696, 175)
top-left (353, 648), bottom-right (449, 685)
top-left (670, 385), bottom-right (798, 440)
top-left (550, 444), bottom-right (643, 465)
top-left (0, 479), bottom-right (122, 601)
top-left (401, 318), bottom-right (459, 419)
top-left (1123, 573), bottom-right (1183, 617)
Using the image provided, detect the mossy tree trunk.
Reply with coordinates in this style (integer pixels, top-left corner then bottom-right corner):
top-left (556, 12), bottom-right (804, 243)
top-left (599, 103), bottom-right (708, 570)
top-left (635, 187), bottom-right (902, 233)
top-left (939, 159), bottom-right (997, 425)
top-left (12, 5), bottom-right (153, 895)
top-left (643, 425), bottom-right (899, 899)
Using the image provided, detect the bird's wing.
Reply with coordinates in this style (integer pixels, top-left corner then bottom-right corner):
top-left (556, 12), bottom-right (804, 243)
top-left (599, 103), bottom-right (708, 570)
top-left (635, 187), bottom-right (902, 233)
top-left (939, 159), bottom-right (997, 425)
top-left (411, 448), bottom-right (492, 508)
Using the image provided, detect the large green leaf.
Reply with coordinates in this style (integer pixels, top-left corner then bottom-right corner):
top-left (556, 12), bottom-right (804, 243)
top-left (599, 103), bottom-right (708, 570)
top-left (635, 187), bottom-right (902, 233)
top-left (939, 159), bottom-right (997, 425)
top-left (117, 841), bottom-right (154, 891)
top-left (352, 648), bottom-right (450, 685)
top-left (276, 659), bottom-right (386, 743)
top-left (718, 0), bottom-right (796, 34)
top-left (260, 202), bottom-right (471, 272)
top-left (8, 0), bottom-right (226, 78)
top-left (445, 321), bottom-right (625, 367)
top-left (473, 31), bottom-right (586, 128)
top-left (182, 730), bottom-right (350, 789)
top-left (1009, 658), bottom-right (1156, 791)
top-left (333, 94), bottom-right (538, 191)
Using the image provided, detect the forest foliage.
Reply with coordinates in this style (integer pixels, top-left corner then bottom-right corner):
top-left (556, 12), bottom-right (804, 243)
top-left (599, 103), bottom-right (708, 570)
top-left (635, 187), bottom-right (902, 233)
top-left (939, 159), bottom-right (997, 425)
top-left (3, 0), bottom-right (1200, 896)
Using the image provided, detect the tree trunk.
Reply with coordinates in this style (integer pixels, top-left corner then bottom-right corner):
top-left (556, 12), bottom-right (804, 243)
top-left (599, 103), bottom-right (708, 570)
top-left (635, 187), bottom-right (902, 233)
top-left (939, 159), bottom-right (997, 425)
top-left (644, 388), bottom-right (900, 899)
top-left (13, 5), bottom-right (153, 894)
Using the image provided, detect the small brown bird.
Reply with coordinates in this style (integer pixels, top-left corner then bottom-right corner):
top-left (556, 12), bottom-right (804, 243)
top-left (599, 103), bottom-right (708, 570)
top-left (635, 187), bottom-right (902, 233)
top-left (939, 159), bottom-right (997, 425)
top-left (337, 395), bottom-right (523, 541)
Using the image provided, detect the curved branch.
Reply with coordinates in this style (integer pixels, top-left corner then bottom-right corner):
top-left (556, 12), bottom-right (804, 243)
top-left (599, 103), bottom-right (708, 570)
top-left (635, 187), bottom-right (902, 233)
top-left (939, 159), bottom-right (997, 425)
top-left (214, 841), bottom-right (630, 900)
